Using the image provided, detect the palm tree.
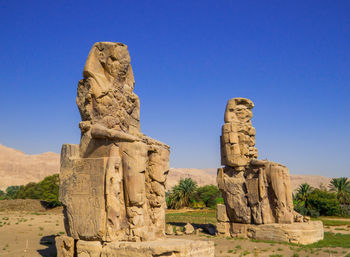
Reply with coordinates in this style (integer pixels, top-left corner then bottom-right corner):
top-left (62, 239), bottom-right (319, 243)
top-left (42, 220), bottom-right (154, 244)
top-left (329, 177), bottom-right (350, 204)
top-left (167, 178), bottom-right (197, 209)
top-left (295, 183), bottom-right (313, 208)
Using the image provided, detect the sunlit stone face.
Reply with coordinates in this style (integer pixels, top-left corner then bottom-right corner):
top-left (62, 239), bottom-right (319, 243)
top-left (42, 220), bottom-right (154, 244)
top-left (224, 101), bottom-right (253, 123)
top-left (233, 105), bottom-right (252, 123)
top-left (96, 44), bottom-right (131, 85)
top-left (105, 55), bottom-right (122, 78)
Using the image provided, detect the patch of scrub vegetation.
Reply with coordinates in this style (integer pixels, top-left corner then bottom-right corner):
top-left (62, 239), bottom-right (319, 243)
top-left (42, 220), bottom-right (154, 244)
top-left (165, 209), bottom-right (216, 225)
top-left (303, 232), bottom-right (350, 248)
top-left (312, 218), bottom-right (350, 226)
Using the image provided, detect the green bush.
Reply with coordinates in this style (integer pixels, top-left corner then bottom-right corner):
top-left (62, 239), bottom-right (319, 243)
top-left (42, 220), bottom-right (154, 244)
top-left (294, 182), bottom-right (345, 217)
top-left (307, 189), bottom-right (341, 216)
top-left (192, 185), bottom-right (222, 209)
top-left (166, 179), bottom-right (223, 209)
top-left (17, 174), bottom-right (60, 207)
top-left (1, 174), bottom-right (61, 207)
top-left (4, 186), bottom-right (22, 199)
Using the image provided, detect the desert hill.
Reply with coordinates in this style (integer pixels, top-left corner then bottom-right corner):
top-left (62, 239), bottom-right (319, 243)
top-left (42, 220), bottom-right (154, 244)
top-left (0, 144), bottom-right (60, 190)
top-left (0, 144), bottom-right (335, 192)
top-left (167, 168), bottom-right (332, 192)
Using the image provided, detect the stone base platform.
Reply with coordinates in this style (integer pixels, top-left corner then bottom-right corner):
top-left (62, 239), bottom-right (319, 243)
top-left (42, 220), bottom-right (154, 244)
top-left (56, 236), bottom-right (215, 257)
top-left (217, 221), bottom-right (324, 245)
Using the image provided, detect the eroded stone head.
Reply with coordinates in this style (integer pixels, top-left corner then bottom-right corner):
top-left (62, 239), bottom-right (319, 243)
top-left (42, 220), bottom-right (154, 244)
top-left (76, 42), bottom-right (141, 153)
top-left (221, 98), bottom-right (257, 168)
top-left (83, 42), bottom-right (134, 90)
top-left (224, 98), bottom-right (254, 123)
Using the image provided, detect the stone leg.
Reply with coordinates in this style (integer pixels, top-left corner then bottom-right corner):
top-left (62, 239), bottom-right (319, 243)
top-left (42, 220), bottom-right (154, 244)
top-left (264, 162), bottom-right (294, 223)
top-left (146, 146), bottom-right (169, 239)
top-left (119, 141), bottom-right (149, 241)
top-left (220, 168), bottom-right (251, 223)
top-left (105, 144), bottom-right (128, 241)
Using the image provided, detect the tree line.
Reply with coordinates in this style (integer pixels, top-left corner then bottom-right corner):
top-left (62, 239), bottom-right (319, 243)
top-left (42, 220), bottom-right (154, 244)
top-left (293, 177), bottom-right (350, 217)
top-left (0, 174), bottom-right (60, 207)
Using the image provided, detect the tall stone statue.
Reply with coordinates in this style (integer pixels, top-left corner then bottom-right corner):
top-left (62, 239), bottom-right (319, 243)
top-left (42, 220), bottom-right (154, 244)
top-left (216, 97), bottom-right (324, 244)
top-left (56, 42), bottom-right (214, 257)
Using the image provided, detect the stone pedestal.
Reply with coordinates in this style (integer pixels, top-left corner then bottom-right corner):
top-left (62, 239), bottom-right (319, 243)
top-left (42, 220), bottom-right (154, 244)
top-left (216, 220), bottom-right (324, 245)
top-left (56, 237), bottom-right (215, 257)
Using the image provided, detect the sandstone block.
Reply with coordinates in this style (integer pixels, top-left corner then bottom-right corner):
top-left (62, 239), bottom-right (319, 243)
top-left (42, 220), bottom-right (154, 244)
top-left (76, 240), bottom-right (102, 257)
top-left (216, 222), bottom-right (230, 235)
top-left (230, 223), bottom-right (248, 238)
top-left (216, 204), bottom-right (229, 222)
top-left (165, 224), bottom-right (173, 235)
top-left (247, 221), bottom-right (324, 245)
top-left (55, 235), bottom-right (74, 257)
top-left (60, 156), bottom-right (108, 241)
top-left (101, 239), bottom-right (215, 257)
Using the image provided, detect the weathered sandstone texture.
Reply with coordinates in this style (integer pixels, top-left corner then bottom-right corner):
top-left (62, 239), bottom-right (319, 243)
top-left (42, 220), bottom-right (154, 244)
top-left (217, 98), bottom-right (323, 244)
top-left (56, 42), bottom-right (214, 256)
top-left (56, 235), bottom-right (75, 257)
top-left (73, 239), bottom-right (214, 257)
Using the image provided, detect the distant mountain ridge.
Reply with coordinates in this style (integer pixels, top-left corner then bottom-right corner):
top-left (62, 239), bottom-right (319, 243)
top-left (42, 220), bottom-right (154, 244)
top-left (0, 144), bottom-right (335, 192)
top-left (0, 144), bottom-right (60, 190)
top-left (167, 168), bottom-right (333, 192)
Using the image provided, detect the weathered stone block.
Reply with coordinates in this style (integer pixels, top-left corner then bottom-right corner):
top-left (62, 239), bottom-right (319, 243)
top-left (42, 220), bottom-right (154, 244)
top-left (55, 235), bottom-right (74, 257)
top-left (216, 222), bottom-right (230, 235)
top-left (60, 156), bottom-right (108, 241)
top-left (230, 223), bottom-right (248, 238)
top-left (77, 240), bottom-right (103, 257)
top-left (216, 204), bottom-right (229, 222)
top-left (101, 239), bottom-right (215, 257)
top-left (247, 221), bottom-right (324, 245)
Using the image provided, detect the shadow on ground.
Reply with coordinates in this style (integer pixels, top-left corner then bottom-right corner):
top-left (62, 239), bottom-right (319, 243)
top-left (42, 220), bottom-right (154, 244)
top-left (37, 235), bottom-right (57, 257)
top-left (168, 222), bottom-right (217, 235)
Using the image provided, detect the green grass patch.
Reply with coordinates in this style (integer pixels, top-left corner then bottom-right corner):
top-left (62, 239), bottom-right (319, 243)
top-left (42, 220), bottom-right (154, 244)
top-left (165, 210), bottom-right (216, 224)
top-left (302, 232), bottom-right (350, 248)
top-left (312, 217), bottom-right (350, 226)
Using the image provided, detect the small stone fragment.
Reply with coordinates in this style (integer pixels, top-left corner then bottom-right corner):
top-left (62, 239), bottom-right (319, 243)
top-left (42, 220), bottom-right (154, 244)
top-left (55, 235), bottom-right (74, 257)
top-left (184, 223), bottom-right (194, 234)
top-left (303, 216), bottom-right (311, 222)
top-left (165, 224), bottom-right (173, 235)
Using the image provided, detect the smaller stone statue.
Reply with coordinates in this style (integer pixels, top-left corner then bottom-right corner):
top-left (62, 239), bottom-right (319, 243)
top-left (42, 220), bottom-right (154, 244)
top-left (217, 98), bottom-right (324, 244)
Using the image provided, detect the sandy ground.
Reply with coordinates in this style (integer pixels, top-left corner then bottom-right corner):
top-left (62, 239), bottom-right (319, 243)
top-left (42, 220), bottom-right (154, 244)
top-left (171, 234), bottom-right (350, 257)
top-left (0, 210), bottom-right (64, 257)
top-left (0, 210), bottom-right (350, 257)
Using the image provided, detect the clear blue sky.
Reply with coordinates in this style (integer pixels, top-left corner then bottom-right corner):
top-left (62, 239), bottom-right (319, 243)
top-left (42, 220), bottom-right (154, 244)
top-left (1, 0), bottom-right (349, 177)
